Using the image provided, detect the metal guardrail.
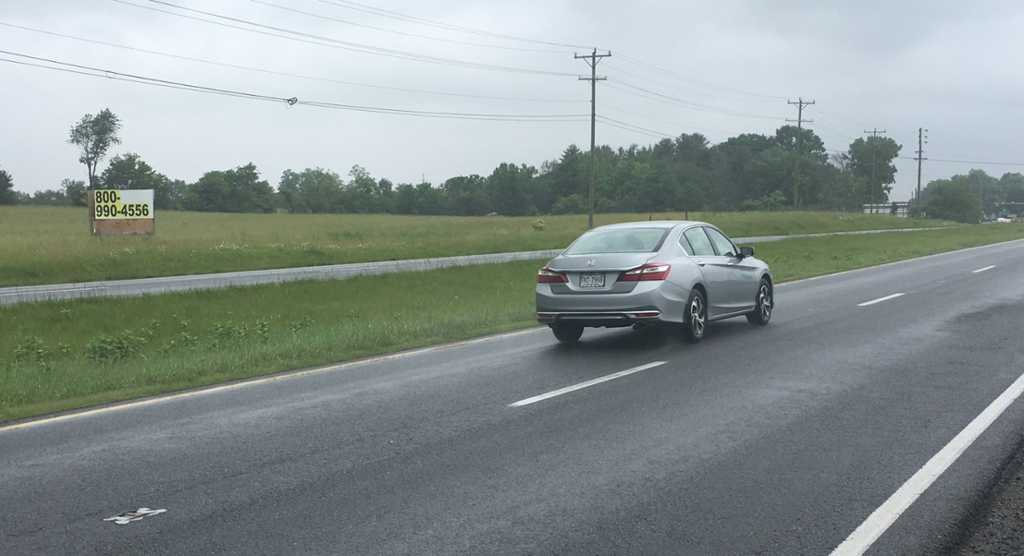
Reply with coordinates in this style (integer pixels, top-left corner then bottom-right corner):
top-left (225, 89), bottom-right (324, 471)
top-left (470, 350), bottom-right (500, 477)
top-left (0, 228), bottom-right (941, 306)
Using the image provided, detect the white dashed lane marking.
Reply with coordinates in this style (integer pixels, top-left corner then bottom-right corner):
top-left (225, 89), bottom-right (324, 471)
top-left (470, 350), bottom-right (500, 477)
top-left (510, 362), bottom-right (666, 408)
top-left (857, 293), bottom-right (905, 307)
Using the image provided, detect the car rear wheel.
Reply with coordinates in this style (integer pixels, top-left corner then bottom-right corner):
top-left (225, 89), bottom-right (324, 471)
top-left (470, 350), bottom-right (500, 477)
top-left (746, 278), bottom-right (772, 325)
top-left (551, 323), bottom-right (584, 343)
top-left (682, 289), bottom-right (706, 343)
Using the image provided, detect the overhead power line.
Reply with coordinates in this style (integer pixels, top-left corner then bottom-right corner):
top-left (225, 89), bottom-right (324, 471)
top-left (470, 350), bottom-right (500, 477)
top-left (612, 53), bottom-right (788, 101)
top-left (0, 49), bottom-right (589, 122)
top-left (0, 21), bottom-right (580, 104)
top-left (605, 80), bottom-right (785, 120)
top-left (312, 0), bottom-right (593, 50)
top-left (111, 0), bottom-right (577, 77)
top-left (247, 0), bottom-right (570, 54)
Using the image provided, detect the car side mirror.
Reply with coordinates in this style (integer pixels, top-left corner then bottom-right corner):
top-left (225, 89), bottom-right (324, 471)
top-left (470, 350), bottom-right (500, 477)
top-left (740, 246), bottom-right (755, 258)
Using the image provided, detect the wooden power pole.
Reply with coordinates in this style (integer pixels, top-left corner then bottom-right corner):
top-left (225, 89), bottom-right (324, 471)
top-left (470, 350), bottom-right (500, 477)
top-left (576, 48), bottom-right (610, 228)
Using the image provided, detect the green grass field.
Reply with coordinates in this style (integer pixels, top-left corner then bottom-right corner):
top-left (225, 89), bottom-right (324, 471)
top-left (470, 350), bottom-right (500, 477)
top-left (0, 206), bottom-right (953, 287)
top-left (2, 218), bottom-right (1022, 424)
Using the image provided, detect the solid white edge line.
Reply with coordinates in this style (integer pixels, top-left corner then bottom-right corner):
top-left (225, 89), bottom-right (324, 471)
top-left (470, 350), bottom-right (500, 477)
top-left (0, 327), bottom-right (546, 434)
top-left (777, 237), bottom-right (1024, 288)
top-left (830, 371), bottom-right (1024, 556)
top-left (973, 265), bottom-right (996, 274)
top-left (510, 361), bottom-right (666, 408)
top-left (857, 293), bottom-right (905, 307)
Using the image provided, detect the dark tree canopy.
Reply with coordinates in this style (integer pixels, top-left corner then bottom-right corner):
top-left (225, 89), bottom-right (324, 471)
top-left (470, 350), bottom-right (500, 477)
top-left (923, 179), bottom-right (981, 223)
top-left (184, 163), bottom-right (274, 213)
top-left (0, 167), bottom-right (16, 205)
top-left (847, 136), bottom-right (902, 204)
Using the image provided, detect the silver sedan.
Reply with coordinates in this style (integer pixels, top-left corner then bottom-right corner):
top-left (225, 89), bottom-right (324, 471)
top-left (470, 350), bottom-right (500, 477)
top-left (536, 221), bottom-right (773, 343)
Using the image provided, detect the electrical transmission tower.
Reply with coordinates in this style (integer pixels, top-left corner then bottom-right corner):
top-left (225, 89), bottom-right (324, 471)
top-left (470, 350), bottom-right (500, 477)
top-left (575, 48), bottom-right (611, 228)
top-left (864, 128), bottom-right (886, 212)
top-left (787, 98), bottom-right (815, 209)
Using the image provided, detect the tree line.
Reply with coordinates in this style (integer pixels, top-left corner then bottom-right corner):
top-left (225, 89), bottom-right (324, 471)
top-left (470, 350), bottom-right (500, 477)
top-left (1, 109), bottom-right (1022, 224)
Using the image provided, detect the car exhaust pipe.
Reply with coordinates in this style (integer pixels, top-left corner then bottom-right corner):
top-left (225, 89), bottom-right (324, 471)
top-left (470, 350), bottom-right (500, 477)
top-left (632, 321), bottom-right (649, 331)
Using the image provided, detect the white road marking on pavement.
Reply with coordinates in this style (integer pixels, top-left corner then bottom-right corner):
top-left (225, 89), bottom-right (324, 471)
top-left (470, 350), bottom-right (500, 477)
top-left (0, 328), bottom-right (546, 433)
top-left (973, 265), bottom-right (996, 274)
top-left (104, 508), bottom-right (167, 525)
top-left (510, 361), bottom-right (666, 408)
top-left (830, 371), bottom-right (1024, 556)
top-left (857, 293), bottom-right (905, 307)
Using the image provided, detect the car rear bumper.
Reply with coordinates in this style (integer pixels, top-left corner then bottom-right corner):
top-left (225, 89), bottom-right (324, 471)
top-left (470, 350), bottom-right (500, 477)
top-left (536, 310), bottom-right (663, 328)
top-left (536, 282), bottom-right (689, 327)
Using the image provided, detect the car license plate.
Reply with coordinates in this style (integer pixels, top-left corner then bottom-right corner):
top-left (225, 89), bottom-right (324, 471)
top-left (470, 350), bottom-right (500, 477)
top-left (579, 273), bottom-right (605, 288)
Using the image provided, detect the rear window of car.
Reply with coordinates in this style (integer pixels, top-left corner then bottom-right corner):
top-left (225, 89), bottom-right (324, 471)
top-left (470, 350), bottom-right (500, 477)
top-left (564, 228), bottom-right (670, 254)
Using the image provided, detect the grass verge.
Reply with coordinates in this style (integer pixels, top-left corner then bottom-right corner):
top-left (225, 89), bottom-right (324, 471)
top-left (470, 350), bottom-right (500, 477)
top-left (2, 222), bottom-right (1021, 423)
top-left (0, 207), bottom-right (953, 287)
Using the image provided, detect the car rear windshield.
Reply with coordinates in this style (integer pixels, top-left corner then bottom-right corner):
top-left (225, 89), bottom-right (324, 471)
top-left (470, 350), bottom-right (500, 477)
top-left (564, 228), bottom-right (670, 254)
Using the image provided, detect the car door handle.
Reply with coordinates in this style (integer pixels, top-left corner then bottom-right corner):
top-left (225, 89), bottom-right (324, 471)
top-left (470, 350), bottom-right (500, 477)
top-left (697, 262), bottom-right (706, 267)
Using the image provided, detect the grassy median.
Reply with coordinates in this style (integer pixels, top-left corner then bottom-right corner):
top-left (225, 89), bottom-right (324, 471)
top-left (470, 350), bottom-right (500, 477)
top-left (0, 207), bottom-right (953, 287)
top-left (2, 221), bottom-right (1022, 423)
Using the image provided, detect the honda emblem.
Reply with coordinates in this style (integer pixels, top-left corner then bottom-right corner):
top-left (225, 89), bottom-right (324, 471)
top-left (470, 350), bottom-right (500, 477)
top-left (587, 259), bottom-right (595, 267)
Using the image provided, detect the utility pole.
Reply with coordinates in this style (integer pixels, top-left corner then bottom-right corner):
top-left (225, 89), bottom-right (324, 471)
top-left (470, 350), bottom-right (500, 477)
top-left (914, 128), bottom-right (928, 213)
top-left (576, 48), bottom-right (610, 228)
top-left (864, 128), bottom-right (886, 213)
top-left (787, 98), bottom-right (815, 209)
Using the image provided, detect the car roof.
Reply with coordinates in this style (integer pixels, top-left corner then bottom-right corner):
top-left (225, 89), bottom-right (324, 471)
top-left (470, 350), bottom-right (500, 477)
top-left (590, 220), bottom-right (707, 231)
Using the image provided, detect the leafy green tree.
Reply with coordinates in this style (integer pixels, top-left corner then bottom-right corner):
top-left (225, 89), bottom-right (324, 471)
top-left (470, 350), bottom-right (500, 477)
top-left (0, 167), bottom-right (16, 205)
top-left (344, 166), bottom-right (393, 213)
top-left (487, 163), bottom-right (537, 216)
top-left (442, 175), bottom-right (490, 216)
top-left (61, 178), bottom-right (87, 207)
top-left (847, 137), bottom-right (902, 205)
top-left (549, 144), bottom-right (588, 200)
top-left (550, 193), bottom-right (587, 214)
top-left (672, 133), bottom-right (712, 169)
top-left (160, 177), bottom-right (187, 211)
top-left (1000, 173), bottom-right (1024, 201)
top-left (185, 163), bottom-right (273, 213)
top-left (743, 190), bottom-right (788, 211)
top-left (28, 188), bottom-right (71, 206)
top-left (774, 126), bottom-right (827, 163)
top-left (923, 179), bottom-right (981, 223)
top-left (101, 153), bottom-right (158, 190)
top-left (709, 133), bottom-right (773, 210)
top-left (957, 169), bottom-right (999, 215)
top-left (101, 153), bottom-right (186, 210)
top-left (67, 108), bottom-right (121, 189)
top-left (278, 168), bottom-right (343, 213)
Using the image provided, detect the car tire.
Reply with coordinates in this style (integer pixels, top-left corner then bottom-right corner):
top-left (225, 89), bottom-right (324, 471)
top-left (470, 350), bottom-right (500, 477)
top-left (551, 323), bottom-right (584, 343)
top-left (746, 278), bottom-right (772, 326)
top-left (682, 288), bottom-right (706, 343)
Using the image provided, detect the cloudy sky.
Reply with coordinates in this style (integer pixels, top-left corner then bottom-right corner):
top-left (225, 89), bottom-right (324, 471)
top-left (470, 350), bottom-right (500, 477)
top-left (2, 0), bottom-right (1023, 202)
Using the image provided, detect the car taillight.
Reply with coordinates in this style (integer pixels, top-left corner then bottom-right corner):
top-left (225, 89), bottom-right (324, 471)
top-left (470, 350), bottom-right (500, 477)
top-left (620, 263), bottom-right (671, 281)
top-left (538, 267), bottom-right (569, 284)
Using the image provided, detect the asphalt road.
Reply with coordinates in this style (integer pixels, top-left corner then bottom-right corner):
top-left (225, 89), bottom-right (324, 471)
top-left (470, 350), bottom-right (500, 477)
top-left (2, 238), bottom-right (1023, 555)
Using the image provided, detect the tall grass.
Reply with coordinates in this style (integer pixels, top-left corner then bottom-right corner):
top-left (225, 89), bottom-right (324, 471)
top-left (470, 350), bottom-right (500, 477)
top-left (2, 222), bottom-right (1022, 423)
top-left (0, 206), bottom-right (953, 287)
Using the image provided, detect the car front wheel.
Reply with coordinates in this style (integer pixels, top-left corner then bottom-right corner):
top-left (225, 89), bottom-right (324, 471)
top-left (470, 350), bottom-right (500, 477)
top-left (551, 323), bottom-right (584, 343)
top-left (746, 278), bottom-right (772, 325)
top-left (682, 289), bottom-right (706, 343)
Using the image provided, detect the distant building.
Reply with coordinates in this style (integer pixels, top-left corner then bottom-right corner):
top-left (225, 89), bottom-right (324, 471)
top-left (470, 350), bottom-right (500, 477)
top-left (862, 202), bottom-right (909, 217)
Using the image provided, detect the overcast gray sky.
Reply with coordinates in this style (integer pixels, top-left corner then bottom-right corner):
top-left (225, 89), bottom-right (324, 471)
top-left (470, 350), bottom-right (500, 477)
top-left (2, 0), bottom-right (1023, 202)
